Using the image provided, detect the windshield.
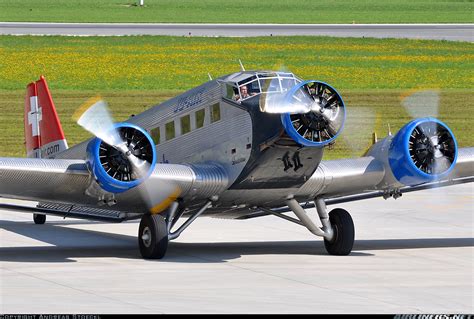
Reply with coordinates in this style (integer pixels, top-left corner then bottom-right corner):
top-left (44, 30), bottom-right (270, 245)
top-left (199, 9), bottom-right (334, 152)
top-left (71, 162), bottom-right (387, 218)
top-left (224, 72), bottom-right (301, 103)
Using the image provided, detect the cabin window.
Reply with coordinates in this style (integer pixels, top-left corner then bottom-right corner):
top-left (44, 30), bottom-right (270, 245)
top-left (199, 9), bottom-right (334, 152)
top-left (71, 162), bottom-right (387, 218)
top-left (151, 127), bottom-right (160, 145)
top-left (210, 103), bottom-right (220, 123)
top-left (165, 121), bottom-right (175, 140)
top-left (225, 84), bottom-right (237, 100)
top-left (181, 114), bottom-right (191, 135)
top-left (195, 109), bottom-right (205, 129)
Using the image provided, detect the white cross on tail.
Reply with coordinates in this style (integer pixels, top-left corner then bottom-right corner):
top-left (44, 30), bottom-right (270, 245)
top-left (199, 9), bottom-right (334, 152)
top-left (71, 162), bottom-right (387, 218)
top-left (28, 96), bottom-right (42, 137)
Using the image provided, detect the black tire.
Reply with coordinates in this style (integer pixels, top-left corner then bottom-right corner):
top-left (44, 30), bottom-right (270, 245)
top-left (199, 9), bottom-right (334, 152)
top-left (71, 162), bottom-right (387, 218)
top-left (138, 214), bottom-right (168, 259)
top-left (324, 208), bottom-right (354, 256)
top-left (33, 213), bottom-right (46, 225)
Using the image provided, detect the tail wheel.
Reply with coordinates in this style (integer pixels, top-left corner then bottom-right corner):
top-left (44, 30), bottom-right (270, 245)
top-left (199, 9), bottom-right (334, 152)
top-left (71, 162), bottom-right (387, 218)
top-left (33, 213), bottom-right (46, 225)
top-left (324, 208), bottom-right (354, 256)
top-left (138, 213), bottom-right (168, 259)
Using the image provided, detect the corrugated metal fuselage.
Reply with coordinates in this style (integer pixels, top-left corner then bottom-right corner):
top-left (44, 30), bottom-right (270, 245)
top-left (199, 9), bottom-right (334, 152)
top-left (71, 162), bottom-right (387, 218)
top-left (130, 77), bottom-right (324, 208)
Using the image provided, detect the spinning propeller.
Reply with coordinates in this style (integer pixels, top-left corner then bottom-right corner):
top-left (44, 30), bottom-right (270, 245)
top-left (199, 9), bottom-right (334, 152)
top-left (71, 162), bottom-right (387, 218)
top-left (400, 90), bottom-right (457, 178)
top-left (74, 98), bottom-right (181, 213)
top-left (75, 98), bottom-right (152, 182)
top-left (337, 89), bottom-right (455, 165)
top-left (286, 82), bottom-right (344, 142)
top-left (261, 79), bottom-right (346, 147)
top-left (408, 121), bottom-right (456, 175)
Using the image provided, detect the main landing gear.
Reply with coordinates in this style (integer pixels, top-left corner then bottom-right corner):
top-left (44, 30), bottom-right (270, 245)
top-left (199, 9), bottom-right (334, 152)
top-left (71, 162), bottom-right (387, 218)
top-left (259, 198), bottom-right (355, 255)
top-left (138, 213), bottom-right (168, 259)
top-left (138, 200), bottom-right (214, 259)
top-left (324, 208), bottom-right (355, 255)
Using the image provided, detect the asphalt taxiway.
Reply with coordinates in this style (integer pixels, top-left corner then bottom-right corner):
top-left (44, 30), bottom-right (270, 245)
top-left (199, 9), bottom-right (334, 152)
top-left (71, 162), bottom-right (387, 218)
top-left (0, 23), bottom-right (472, 41)
top-left (1, 183), bottom-right (473, 313)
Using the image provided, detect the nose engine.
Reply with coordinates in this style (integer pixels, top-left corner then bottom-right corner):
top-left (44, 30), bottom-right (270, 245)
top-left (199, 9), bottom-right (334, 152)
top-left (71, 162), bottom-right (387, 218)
top-left (281, 81), bottom-right (346, 147)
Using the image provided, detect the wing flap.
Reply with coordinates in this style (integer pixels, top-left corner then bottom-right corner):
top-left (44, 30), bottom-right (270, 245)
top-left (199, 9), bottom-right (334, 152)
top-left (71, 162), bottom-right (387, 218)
top-left (0, 201), bottom-right (129, 223)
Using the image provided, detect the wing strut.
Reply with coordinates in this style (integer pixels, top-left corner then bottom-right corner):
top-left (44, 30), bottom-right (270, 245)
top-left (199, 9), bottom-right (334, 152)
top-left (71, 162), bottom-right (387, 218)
top-left (256, 206), bottom-right (304, 226)
top-left (167, 200), bottom-right (213, 240)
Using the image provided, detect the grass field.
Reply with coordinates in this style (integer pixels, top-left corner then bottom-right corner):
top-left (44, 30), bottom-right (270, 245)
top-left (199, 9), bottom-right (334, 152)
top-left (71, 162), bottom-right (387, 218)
top-left (0, 0), bottom-right (472, 23)
top-left (1, 36), bottom-right (473, 91)
top-left (0, 35), bottom-right (472, 158)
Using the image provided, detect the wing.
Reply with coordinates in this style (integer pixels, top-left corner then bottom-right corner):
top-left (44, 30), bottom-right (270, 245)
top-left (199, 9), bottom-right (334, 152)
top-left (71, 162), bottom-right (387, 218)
top-left (234, 147), bottom-right (473, 220)
top-left (0, 157), bottom-right (228, 220)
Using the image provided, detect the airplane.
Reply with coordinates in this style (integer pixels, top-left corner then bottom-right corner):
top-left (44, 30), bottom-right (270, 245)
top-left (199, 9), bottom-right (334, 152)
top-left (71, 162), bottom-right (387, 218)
top-left (0, 71), bottom-right (472, 259)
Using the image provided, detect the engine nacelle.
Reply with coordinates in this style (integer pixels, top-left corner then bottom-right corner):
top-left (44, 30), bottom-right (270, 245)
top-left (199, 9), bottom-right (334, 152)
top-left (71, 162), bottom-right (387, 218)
top-left (86, 123), bottom-right (156, 193)
top-left (281, 80), bottom-right (346, 147)
top-left (388, 117), bottom-right (457, 186)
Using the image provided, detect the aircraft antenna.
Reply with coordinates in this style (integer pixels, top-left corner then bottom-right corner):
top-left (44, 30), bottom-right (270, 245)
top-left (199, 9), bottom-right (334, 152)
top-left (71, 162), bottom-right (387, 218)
top-left (208, 73), bottom-right (213, 81)
top-left (372, 132), bottom-right (378, 144)
top-left (238, 59), bottom-right (246, 71)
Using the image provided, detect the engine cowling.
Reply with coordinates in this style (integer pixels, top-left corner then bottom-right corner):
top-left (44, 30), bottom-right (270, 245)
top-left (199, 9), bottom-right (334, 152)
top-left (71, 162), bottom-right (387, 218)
top-left (388, 117), bottom-right (457, 186)
top-left (281, 80), bottom-right (346, 147)
top-left (86, 123), bottom-right (157, 193)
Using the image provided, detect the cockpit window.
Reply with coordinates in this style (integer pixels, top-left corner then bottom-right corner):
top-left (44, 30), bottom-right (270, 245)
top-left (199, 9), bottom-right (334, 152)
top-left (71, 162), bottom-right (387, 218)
top-left (225, 84), bottom-right (237, 100)
top-left (259, 78), bottom-right (280, 93)
top-left (224, 72), bottom-right (301, 103)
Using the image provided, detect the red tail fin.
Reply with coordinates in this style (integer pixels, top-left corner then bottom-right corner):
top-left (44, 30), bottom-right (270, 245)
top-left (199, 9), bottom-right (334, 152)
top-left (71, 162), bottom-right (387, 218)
top-left (24, 76), bottom-right (68, 158)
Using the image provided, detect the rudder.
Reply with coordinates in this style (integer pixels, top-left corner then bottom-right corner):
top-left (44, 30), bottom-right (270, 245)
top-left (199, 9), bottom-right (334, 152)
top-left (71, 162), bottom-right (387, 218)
top-left (24, 76), bottom-right (68, 158)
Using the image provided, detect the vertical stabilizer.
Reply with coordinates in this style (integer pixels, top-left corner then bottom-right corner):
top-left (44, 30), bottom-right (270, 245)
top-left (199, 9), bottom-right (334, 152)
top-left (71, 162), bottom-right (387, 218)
top-left (24, 76), bottom-right (68, 158)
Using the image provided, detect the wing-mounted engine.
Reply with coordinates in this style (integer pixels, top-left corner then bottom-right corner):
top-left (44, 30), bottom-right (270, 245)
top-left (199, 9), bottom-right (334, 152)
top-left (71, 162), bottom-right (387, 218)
top-left (281, 81), bottom-right (346, 147)
top-left (388, 117), bottom-right (457, 186)
top-left (86, 123), bottom-right (157, 193)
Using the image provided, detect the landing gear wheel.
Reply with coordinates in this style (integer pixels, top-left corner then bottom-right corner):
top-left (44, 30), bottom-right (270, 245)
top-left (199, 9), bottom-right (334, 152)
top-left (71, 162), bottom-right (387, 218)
top-left (138, 214), bottom-right (168, 259)
top-left (324, 208), bottom-right (354, 256)
top-left (33, 213), bottom-right (46, 225)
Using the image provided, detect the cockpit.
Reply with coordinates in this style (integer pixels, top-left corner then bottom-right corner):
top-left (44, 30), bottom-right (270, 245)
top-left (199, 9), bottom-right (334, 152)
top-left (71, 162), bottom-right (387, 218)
top-left (222, 71), bottom-right (302, 103)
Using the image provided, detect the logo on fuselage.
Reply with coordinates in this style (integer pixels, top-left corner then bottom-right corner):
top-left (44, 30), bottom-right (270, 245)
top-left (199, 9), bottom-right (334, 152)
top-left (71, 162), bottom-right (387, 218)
top-left (173, 90), bottom-right (205, 113)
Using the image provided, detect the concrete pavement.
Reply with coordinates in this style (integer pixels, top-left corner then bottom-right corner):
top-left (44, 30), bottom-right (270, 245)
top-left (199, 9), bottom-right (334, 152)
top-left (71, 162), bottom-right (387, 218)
top-left (0, 23), bottom-right (472, 41)
top-left (1, 183), bottom-right (473, 313)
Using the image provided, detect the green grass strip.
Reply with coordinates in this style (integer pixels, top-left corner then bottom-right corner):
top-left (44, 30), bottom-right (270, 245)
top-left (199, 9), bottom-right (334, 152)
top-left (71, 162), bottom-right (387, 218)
top-left (0, 0), bottom-right (472, 23)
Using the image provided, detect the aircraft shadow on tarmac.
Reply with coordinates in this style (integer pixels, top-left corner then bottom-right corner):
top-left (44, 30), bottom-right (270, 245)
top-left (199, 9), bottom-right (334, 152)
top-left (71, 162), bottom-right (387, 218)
top-left (1, 220), bottom-right (473, 263)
